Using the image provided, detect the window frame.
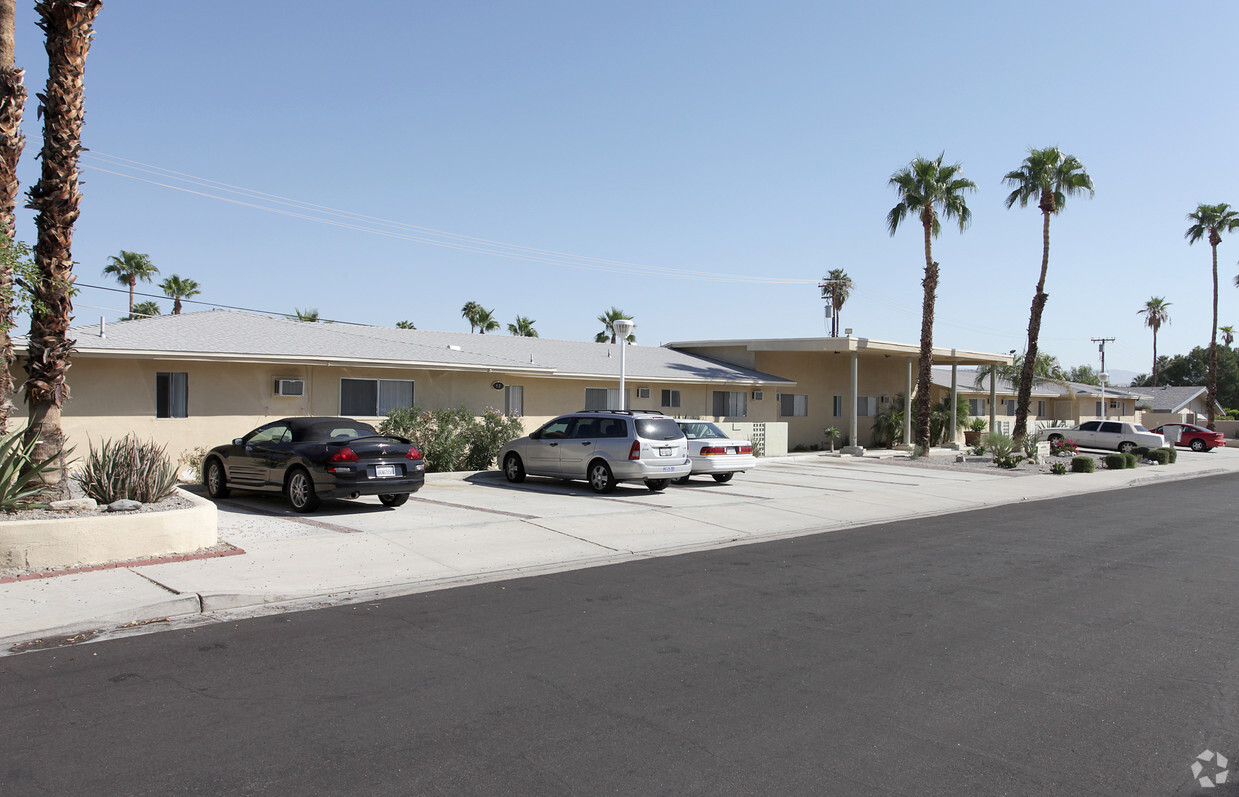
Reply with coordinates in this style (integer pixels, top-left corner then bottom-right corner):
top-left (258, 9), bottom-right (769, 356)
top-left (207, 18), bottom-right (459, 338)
top-left (339, 377), bottom-right (415, 417)
top-left (155, 371), bottom-right (189, 418)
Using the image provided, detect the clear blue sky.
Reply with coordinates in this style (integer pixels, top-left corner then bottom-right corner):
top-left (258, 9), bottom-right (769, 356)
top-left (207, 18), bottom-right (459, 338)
top-left (8, 0), bottom-right (1239, 378)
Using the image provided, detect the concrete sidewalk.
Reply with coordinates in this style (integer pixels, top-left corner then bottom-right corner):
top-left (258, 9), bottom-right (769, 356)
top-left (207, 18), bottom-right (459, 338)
top-left (3, 449), bottom-right (1237, 654)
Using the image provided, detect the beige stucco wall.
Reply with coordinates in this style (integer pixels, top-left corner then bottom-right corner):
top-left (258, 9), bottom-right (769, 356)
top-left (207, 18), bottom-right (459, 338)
top-left (9, 358), bottom-right (778, 463)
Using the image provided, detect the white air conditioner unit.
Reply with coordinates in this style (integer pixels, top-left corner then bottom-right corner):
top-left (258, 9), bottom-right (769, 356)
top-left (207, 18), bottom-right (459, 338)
top-left (637, 387), bottom-right (651, 399)
top-left (752, 390), bottom-right (764, 401)
top-left (275, 378), bottom-right (305, 397)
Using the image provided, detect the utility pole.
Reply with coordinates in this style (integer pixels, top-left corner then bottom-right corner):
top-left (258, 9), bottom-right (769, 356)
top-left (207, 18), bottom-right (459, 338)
top-left (1093, 337), bottom-right (1115, 420)
top-left (819, 279), bottom-right (846, 337)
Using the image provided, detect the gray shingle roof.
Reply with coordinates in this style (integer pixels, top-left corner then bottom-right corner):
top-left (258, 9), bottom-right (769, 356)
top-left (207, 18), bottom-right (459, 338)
top-left (1126, 385), bottom-right (1214, 413)
top-left (49, 310), bottom-right (792, 385)
top-left (929, 368), bottom-right (1057, 396)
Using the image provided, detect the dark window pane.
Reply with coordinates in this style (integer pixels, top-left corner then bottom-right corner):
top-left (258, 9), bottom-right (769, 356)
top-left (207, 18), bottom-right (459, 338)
top-left (341, 378), bottom-right (378, 416)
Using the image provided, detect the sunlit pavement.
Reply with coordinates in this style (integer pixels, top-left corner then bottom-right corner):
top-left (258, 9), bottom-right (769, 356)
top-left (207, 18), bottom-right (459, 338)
top-left (4, 447), bottom-right (1237, 653)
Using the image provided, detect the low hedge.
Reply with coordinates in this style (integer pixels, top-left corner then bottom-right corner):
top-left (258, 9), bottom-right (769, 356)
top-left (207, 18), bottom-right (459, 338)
top-left (1103, 453), bottom-right (1127, 470)
top-left (1166, 446), bottom-right (1178, 464)
top-left (1071, 456), bottom-right (1095, 473)
top-left (1147, 448), bottom-right (1171, 465)
top-left (1131, 446), bottom-right (1150, 458)
top-left (1124, 453), bottom-right (1139, 469)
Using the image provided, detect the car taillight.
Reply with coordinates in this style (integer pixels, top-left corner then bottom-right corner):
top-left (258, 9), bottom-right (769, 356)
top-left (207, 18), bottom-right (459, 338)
top-left (329, 447), bottom-right (359, 463)
top-left (700, 446), bottom-right (725, 455)
top-left (628, 441), bottom-right (641, 460)
top-left (406, 447), bottom-right (421, 460)
top-left (738, 445), bottom-right (753, 454)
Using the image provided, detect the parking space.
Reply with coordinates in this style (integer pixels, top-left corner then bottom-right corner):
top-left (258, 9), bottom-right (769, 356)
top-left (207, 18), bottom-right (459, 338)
top-left (208, 455), bottom-right (1016, 546)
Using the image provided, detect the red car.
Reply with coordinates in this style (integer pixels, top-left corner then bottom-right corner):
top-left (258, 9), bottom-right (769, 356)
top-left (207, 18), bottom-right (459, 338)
top-left (1150, 423), bottom-right (1226, 452)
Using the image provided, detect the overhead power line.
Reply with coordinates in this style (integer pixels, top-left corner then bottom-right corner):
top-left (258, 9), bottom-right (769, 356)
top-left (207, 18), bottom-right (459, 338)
top-left (80, 151), bottom-right (817, 286)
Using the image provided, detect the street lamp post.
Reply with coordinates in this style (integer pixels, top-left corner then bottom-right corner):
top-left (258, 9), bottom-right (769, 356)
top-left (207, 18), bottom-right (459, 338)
top-left (612, 318), bottom-right (635, 410)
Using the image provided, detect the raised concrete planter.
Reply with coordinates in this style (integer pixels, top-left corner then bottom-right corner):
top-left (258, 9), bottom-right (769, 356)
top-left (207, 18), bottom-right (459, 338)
top-left (0, 487), bottom-right (217, 571)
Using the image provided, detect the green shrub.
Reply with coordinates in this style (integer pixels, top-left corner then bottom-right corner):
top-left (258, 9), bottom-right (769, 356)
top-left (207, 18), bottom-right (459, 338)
top-left (380, 406), bottom-right (525, 473)
top-left (0, 427), bottom-right (61, 511)
top-left (1123, 453), bottom-right (1138, 469)
top-left (1103, 453), bottom-right (1127, 470)
top-left (1050, 462), bottom-right (1067, 475)
top-left (1071, 456), bottom-right (1095, 473)
top-left (994, 454), bottom-right (1023, 469)
top-left (1131, 446), bottom-right (1150, 458)
top-left (75, 435), bottom-right (178, 503)
top-left (177, 445), bottom-right (210, 482)
top-left (1166, 446), bottom-right (1178, 464)
top-left (1147, 448), bottom-right (1170, 465)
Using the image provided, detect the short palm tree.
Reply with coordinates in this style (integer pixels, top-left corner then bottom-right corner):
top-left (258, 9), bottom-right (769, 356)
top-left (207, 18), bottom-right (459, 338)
top-left (102, 250), bottom-right (159, 314)
top-left (159, 274), bottom-right (200, 314)
top-left (293, 307), bottom-right (319, 322)
top-left (1221, 325), bottom-right (1235, 348)
top-left (396, 320), bottom-right (416, 330)
top-left (1137, 297), bottom-right (1171, 386)
top-left (128, 300), bottom-right (161, 319)
top-left (1185, 202), bottom-right (1239, 429)
top-left (821, 268), bottom-right (854, 337)
top-left (474, 307), bottom-right (499, 334)
top-left (508, 315), bottom-right (538, 337)
top-left (887, 153), bottom-right (976, 453)
top-left (595, 306), bottom-right (635, 344)
top-left (460, 300), bottom-right (482, 333)
top-left (1002, 147), bottom-right (1094, 444)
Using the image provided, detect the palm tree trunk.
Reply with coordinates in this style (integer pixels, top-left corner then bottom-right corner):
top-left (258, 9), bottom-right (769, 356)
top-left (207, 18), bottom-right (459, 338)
top-left (1151, 326), bottom-right (1158, 386)
top-left (1208, 237), bottom-right (1219, 430)
top-left (23, 0), bottom-right (102, 499)
top-left (914, 216), bottom-right (937, 453)
top-left (173, 296), bottom-right (182, 314)
top-left (0, 0), bottom-right (24, 434)
top-left (1013, 206), bottom-right (1053, 446)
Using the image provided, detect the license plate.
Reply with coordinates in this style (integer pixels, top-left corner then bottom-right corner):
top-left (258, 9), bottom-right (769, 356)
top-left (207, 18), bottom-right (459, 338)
top-left (662, 466), bottom-right (676, 471)
top-left (375, 465), bottom-right (397, 478)
top-left (659, 448), bottom-right (674, 457)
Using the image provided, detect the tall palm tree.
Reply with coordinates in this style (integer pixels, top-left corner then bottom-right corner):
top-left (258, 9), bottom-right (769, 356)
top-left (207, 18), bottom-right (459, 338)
top-left (821, 268), bottom-right (854, 337)
top-left (595, 306), bottom-right (635, 344)
top-left (0, 0), bottom-right (27, 434)
top-left (1185, 202), bottom-right (1239, 429)
top-left (1221, 325), bottom-right (1235, 348)
top-left (886, 153), bottom-right (976, 453)
top-left (508, 315), bottom-right (538, 337)
top-left (460, 300), bottom-right (482, 333)
top-left (474, 307), bottom-right (499, 334)
top-left (1002, 147), bottom-right (1094, 444)
top-left (396, 320), bottom-right (416, 330)
top-left (24, 0), bottom-right (103, 498)
top-left (159, 274), bottom-right (200, 314)
top-left (1137, 297), bottom-right (1171, 386)
top-left (102, 250), bottom-right (158, 314)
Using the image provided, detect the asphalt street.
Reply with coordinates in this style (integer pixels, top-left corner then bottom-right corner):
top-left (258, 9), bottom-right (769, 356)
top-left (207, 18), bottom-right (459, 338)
top-left (4, 473), bottom-right (1239, 796)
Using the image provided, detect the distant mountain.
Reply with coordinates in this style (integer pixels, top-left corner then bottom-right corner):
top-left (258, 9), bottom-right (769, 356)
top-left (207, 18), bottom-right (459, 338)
top-left (1107, 369), bottom-right (1140, 387)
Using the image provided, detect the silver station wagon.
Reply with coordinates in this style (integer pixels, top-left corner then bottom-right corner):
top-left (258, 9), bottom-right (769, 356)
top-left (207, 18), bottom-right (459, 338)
top-left (500, 410), bottom-right (691, 493)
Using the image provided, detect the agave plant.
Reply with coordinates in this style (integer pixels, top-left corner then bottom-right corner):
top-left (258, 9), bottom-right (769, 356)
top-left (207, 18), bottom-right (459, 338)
top-left (74, 435), bottom-right (178, 504)
top-left (0, 426), bottom-right (61, 511)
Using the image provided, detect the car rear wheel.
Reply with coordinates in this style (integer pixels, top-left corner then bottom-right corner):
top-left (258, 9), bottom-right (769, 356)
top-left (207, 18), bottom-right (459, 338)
top-left (1118, 441), bottom-right (1135, 454)
top-left (504, 453), bottom-right (526, 483)
top-left (712, 472), bottom-right (734, 483)
top-left (1190, 439), bottom-right (1206, 452)
top-left (645, 479), bottom-right (669, 492)
top-left (1046, 433), bottom-right (1063, 444)
top-left (204, 458), bottom-right (230, 499)
top-left (379, 493), bottom-right (409, 507)
top-left (588, 460), bottom-right (616, 494)
top-left (286, 468), bottom-right (321, 512)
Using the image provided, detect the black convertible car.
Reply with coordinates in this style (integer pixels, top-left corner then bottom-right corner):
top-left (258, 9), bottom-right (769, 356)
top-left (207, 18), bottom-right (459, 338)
top-left (203, 417), bottom-right (425, 512)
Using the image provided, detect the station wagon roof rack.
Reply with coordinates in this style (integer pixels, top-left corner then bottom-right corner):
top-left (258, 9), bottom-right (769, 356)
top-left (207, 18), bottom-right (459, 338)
top-left (573, 409), bottom-right (662, 415)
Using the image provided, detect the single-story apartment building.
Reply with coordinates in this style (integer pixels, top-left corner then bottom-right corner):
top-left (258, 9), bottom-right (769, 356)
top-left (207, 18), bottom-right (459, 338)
top-left (11, 310), bottom-right (1016, 458)
top-left (1128, 385), bottom-right (1222, 427)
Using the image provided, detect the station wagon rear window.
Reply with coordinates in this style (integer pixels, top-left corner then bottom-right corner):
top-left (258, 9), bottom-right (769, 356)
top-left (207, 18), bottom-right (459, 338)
top-left (636, 418), bottom-right (684, 440)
